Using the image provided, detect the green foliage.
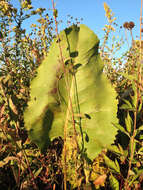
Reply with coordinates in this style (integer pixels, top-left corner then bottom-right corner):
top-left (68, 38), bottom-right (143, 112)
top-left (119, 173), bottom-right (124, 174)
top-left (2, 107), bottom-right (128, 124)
top-left (104, 155), bottom-right (120, 174)
top-left (109, 174), bottom-right (119, 190)
top-left (24, 24), bottom-right (118, 160)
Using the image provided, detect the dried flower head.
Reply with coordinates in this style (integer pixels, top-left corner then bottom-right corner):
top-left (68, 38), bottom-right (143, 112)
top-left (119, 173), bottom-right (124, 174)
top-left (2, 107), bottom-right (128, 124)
top-left (128, 21), bottom-right (135, 29)
top-left (123, 22), bottom-right (129, 29)
top-left (123, 21), bottom-right (135, 30)
top-left (141, 28), bottom-right (143, 33)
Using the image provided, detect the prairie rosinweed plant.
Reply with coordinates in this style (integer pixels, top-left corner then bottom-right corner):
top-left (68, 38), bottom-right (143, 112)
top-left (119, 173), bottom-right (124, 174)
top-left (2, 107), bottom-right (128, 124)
top-left (0, 1), bottom-right (143, 190)
top-left (23, 1), bottom-right (118, 190)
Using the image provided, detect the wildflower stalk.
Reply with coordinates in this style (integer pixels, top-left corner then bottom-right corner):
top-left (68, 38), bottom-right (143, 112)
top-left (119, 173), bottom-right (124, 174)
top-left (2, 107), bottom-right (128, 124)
top-left (125, 0), bottom-right (142, 188)
top-left (51, 1), bottom-right (79, 189)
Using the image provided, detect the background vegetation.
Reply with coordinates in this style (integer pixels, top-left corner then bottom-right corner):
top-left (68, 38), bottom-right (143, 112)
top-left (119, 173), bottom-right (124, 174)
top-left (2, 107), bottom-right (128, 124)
top-left (0, 0), bottom-right (143, 190)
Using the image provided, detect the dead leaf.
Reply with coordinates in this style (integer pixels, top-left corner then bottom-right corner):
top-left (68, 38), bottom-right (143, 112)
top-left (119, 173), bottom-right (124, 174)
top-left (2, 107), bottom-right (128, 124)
top-left (94, 174), bottom-right (107, 186)
top-left (9, 97), bottom-right (18, 115)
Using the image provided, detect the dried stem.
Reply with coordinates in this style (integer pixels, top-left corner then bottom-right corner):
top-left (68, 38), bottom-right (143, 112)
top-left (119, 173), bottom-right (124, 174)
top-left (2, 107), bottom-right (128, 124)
top-left (124, 29), bottom-right (130, 48)
top-left (51, 1), bottom-right (79, 189)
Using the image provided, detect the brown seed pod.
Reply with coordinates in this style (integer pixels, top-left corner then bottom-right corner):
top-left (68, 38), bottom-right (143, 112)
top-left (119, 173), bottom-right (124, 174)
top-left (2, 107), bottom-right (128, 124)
top-left (123, 22), bottom-right (129, 29)
top-left (141, 28), bottom-right (143, 33)
top-left (128, 21), bottom-right (135, 29)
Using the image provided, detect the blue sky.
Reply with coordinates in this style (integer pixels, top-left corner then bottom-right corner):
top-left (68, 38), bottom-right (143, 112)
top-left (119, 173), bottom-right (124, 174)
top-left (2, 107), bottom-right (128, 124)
top-left (30, 0), bottom-right (141, 40)
top-left (11, 0), bottom-right (141, 52)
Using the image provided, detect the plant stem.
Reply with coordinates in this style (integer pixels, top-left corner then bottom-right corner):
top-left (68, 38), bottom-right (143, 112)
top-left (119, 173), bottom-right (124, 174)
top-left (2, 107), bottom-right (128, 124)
top-left (125, 0), bottom-right (142, 188)
top-left (124, 29), bottom-right (130, 48)
top-left (51, 1), bottom-right (79, 189)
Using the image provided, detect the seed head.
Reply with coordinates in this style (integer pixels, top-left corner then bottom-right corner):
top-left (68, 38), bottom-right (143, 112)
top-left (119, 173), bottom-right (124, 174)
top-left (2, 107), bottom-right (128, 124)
top-left (123, 21), bottom-right (135, 30)
top-left (128, 21), bottom-right (135, 29)
top-left (123, 22), bottom-right (129, 29)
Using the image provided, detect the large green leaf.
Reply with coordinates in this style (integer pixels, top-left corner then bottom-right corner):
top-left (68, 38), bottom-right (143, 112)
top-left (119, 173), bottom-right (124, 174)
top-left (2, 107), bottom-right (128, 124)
top-left (24, 24), bottom-right (118, 160)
